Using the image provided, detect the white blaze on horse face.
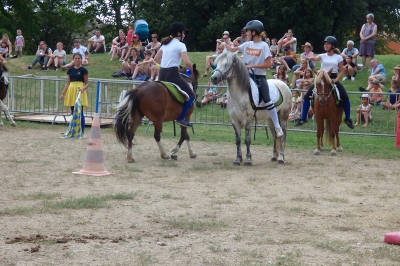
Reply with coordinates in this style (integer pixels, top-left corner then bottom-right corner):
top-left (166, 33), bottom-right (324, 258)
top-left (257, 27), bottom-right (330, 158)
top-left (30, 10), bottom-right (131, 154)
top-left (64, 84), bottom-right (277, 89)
top-left (1, 72), bottom-right (9, 85)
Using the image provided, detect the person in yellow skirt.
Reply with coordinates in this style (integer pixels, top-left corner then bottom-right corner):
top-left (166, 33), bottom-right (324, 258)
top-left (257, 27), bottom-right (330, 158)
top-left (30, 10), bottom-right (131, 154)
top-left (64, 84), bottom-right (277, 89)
top-left (60, 53), bottom-right (89, 134)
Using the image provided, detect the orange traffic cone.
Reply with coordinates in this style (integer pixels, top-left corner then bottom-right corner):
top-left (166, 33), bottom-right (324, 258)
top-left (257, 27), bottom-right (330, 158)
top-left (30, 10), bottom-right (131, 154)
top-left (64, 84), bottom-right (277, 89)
top-left (73, 113), bottom-right (110, 176)
top-left (396, 111), bottom-right (400, 148)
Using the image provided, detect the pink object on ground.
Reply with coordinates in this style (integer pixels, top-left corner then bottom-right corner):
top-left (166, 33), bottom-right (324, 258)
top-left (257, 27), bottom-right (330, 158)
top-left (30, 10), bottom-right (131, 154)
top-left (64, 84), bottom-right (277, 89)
top-left (384, 231), bottom-right (400, 245)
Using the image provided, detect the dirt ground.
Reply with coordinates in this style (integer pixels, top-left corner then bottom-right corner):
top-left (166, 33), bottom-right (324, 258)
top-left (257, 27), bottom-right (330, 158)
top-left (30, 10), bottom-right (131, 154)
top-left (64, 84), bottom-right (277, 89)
top-left (0, 125), bottom-right (400, 266)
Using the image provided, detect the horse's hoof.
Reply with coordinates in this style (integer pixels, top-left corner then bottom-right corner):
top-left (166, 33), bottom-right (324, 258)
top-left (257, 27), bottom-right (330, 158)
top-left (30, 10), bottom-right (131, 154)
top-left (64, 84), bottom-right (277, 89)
top-left (171, 154), bottom-right (178, 160)
top-left (244, 161), bottom-right (252, 166)
top-left (313, 150), bottom-right (320, 155)
top-left (271, 157), bottom-right (277, 162)
top-left (161, 155), bottom-right (170, 160)
top-left (233, 161), bottom-right (241, 166)
top-left (337, 146), bottom-right (343, 152)
top-left (278, 159), bottom-right (285, 164)
top-left (190, 153), bottom-right (197, 159)
top-left (127, 158), bottom-right (135, 163)
top-left (0, 122), bottom-right (4, 127)
top-left (330, 151), bottom-right (337, 156)
top-left (11, 122), bottom-right (16, 127)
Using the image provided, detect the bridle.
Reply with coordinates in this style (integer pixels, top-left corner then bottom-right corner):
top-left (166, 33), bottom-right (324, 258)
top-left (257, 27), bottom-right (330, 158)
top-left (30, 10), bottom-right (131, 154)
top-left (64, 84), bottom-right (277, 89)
top-left (314, 78), bottom-right (333, 106)
top-left (213, 56), bottom-right (236, 82)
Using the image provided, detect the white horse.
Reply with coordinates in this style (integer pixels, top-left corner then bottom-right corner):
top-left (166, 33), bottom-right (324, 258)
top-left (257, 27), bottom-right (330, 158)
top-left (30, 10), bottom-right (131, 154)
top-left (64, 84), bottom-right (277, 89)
top-left (0, 63), bottom-right (16, 127)
top-left (210, 50), bottom-right (292, 165)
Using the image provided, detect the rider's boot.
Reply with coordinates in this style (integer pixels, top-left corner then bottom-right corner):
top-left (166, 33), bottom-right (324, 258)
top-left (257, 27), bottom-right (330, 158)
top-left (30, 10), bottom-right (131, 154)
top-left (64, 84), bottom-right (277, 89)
top-left (176, 97), bottom-right (195, 127)
top-left (295, 99), bottom-right (310, 126)
top-left (343, 99), bottom-right (354, 129)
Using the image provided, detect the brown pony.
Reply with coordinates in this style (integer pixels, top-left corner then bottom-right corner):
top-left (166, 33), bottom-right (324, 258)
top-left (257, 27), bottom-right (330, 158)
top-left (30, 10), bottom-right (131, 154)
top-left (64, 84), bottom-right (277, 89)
top-left (313, 69), bottom-right (343, 155)
top-left (114, 65), bottom-right (199, 162)
top-left (0, 63), bottom-right (16, 126)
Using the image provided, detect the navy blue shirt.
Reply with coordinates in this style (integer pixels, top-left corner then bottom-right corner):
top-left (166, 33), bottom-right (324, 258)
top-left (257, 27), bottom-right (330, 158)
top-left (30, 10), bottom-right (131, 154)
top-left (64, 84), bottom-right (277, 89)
top-left (67, 66), bottom-right (88, 82)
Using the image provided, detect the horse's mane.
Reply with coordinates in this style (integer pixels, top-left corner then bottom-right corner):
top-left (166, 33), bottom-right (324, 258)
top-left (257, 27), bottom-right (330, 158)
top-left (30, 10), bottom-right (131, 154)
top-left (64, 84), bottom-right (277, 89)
top-left (315, 69), bottom-right (331, 87)
top-left (214, 50), bottom-right (249, 92)
top-left (0, 63), bottom-right (8, 73)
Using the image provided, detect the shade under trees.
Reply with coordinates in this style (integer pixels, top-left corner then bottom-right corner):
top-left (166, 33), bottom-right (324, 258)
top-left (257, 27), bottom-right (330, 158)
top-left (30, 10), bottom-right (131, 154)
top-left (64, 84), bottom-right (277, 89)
top-left (1, 0), bottom-right (398, 54)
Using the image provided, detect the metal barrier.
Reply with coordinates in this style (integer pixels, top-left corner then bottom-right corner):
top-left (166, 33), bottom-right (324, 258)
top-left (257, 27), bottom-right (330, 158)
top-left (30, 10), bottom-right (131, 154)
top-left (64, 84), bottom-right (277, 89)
top-left (5, 76), bottom-right (398, 137)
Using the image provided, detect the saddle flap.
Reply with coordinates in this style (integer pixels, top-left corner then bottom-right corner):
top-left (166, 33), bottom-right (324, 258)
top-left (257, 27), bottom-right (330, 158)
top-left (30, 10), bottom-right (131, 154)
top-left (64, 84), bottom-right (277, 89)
top-left (157, 81), bottom-right (189, 104)
top-left (249, 79), bottom-right (283, 109)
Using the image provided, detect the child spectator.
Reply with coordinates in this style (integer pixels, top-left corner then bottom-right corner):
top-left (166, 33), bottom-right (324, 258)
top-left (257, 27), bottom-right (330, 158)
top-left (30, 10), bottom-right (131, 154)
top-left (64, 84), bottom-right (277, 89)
top-left (274, 65), bottom-right (289, 85)
top-left (269, 38), bottom-right (278, 56)
top-left (196, 80), bottom-right (223, 107)
top-left (14, 29), bottom-right (24, 57)
top-left (343, 55), bottom-right (357, 81)
top-left (355, 94), bottom-right (372, 127)
top-left (369, 79), bottom-right (383, 105)
top-left (291, 60), bottom-right (308, 89)
top-left (126, 24), bottom-right (134, 46)
top-left (233, 29), bottom-right (248, 47)
top-left (1, 34), bottom-right (12, 57)
top-left (202, 44), bottom-right (223, 77)
top-left (110, 36), bottom-right (128, 61)
top-left (45, 42), bottom-right (66, 70)
top-left (392, 65), bottom-right (400, 89)
top-left (382, 80), bottom-right (400, 110)
top-left (0, 42), bottom-right (8, 58)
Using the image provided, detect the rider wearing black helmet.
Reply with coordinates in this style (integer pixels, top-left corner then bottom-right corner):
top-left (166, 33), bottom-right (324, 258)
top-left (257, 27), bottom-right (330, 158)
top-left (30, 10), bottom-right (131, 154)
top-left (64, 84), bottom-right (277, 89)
top-left (154, 22), bottom-right (195, 127)
top-left (221, 20), bottom-right (284, 137)
top-left (295, 36), bottom-right (354, 129)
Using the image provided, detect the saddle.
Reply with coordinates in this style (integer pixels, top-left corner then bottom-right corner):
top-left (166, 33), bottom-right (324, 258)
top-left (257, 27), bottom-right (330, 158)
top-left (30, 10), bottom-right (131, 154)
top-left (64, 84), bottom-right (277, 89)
top-left (248, 78), bottom-right (283, 110)
top-left (156, 81), bottom-right (190, 104)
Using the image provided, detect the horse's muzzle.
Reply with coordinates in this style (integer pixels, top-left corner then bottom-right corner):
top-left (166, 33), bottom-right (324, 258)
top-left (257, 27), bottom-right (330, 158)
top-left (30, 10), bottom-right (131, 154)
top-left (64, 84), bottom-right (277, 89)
top-left (210, 70), bottom-right (221, 85)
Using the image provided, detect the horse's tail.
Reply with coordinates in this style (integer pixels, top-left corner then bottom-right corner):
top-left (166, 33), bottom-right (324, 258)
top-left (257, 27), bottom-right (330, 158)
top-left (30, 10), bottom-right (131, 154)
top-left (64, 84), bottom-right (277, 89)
top-left (325, 119), bottom-right (334, 146)
top-left (114, 89), bottom-right (141, 147)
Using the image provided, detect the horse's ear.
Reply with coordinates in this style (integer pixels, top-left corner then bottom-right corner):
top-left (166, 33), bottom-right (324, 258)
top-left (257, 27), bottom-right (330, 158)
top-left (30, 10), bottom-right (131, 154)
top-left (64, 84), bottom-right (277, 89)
top-left (193, 63), bottom-right (196, 71)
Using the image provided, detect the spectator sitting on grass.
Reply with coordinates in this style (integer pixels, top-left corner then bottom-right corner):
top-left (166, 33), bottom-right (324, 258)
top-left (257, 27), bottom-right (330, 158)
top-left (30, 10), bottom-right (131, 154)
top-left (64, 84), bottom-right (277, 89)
top-left (343, 55), bottom-right (357, 81)
top-left (355, 94), bottom-right (372, 127)
top-left (341, 40), bottom-right (359, 65)
top-left (359, 59), bottom-right (386, 91)
top-left (27, 41), bottom-right (52, 70)
top-left (279, 45), bottom-right (297, 72)
top-left (382, 80), bottom-right (400, 110)
top-left (368, 79), bottom-right (383, 105)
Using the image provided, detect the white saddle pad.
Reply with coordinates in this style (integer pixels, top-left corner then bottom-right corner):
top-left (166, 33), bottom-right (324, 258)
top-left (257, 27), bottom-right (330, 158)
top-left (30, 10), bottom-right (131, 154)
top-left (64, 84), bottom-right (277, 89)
top-left (250, 79), bottom-right (279, 107)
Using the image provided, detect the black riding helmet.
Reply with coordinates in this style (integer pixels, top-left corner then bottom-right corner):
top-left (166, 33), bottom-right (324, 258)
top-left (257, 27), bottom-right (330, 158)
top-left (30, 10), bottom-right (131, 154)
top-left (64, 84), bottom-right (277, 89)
top-left (323, 36), bottom-right (337, 47)
top-left (169, 22), bottom-right (189, 37)
top-left (243, 20), bottom-right (264, 34)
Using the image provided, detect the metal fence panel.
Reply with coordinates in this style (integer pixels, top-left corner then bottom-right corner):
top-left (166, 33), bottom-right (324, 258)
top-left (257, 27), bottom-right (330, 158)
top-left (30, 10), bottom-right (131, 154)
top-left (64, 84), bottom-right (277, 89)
top-left (6, 76), bottom-right (398, 137)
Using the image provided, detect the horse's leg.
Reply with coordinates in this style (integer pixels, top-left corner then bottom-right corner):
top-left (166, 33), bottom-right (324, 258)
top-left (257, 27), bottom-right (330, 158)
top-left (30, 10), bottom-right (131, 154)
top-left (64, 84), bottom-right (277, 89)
top-left (277, 118), bottom-right (287, 164)
top-left (267, 120), bottom-right (278, 162)
top-left (0, 100), bottom-right (16, 127)
top-left (328, 120), bottom-right (337, 156)
top-left (232, 121), bottom-right (242, 165)
top-left (243, 122), bottom-right (252, 166)
top-left (126, 113), bottom-right (142, 163)
top-left (0, 103), bottom-right (2, 126)
top-left (314, 119), bottom-right (322, 155)
top-left (336, 118), bottom-right (343, 152)
top-left (152, 120), bottom-right (169, 159)
top-left (170, 126), bottom-right (197, 160)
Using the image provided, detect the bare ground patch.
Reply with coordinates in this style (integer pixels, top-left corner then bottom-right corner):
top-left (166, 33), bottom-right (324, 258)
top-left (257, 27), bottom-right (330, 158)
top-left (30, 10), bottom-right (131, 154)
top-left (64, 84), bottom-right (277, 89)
top-left (0, 126), bottom-right (399, 265)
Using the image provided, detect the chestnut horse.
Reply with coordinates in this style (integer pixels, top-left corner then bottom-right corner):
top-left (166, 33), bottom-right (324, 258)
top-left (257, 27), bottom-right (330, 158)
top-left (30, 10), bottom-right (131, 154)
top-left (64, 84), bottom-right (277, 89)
top-left (114, 65), bottom-right (199, 162)
top-left (0, 63), bottom-right (16, 127)
top-left (313, 69), bottom-right (343, 155)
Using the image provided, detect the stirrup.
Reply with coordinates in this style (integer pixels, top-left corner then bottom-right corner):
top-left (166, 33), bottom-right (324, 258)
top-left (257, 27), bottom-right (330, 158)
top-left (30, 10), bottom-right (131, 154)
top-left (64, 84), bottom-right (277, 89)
top-left (175, 119), bottom-right (192, 127)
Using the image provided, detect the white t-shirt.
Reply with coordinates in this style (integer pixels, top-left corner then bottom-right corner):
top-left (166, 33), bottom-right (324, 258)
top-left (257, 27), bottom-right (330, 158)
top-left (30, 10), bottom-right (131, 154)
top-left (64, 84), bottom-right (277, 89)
top-left (160, 38), bottom-right (187, 68)
top-left (91, 34), bottom-right (106, 52)
top-left (319, 53), bottom-right (343, 74)
top-left (238, 41), bottom-right (272, 75)
top-left (72, 45), bottom-right (88, 60)
top-left (53, 49), bottom-right (66, 64)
